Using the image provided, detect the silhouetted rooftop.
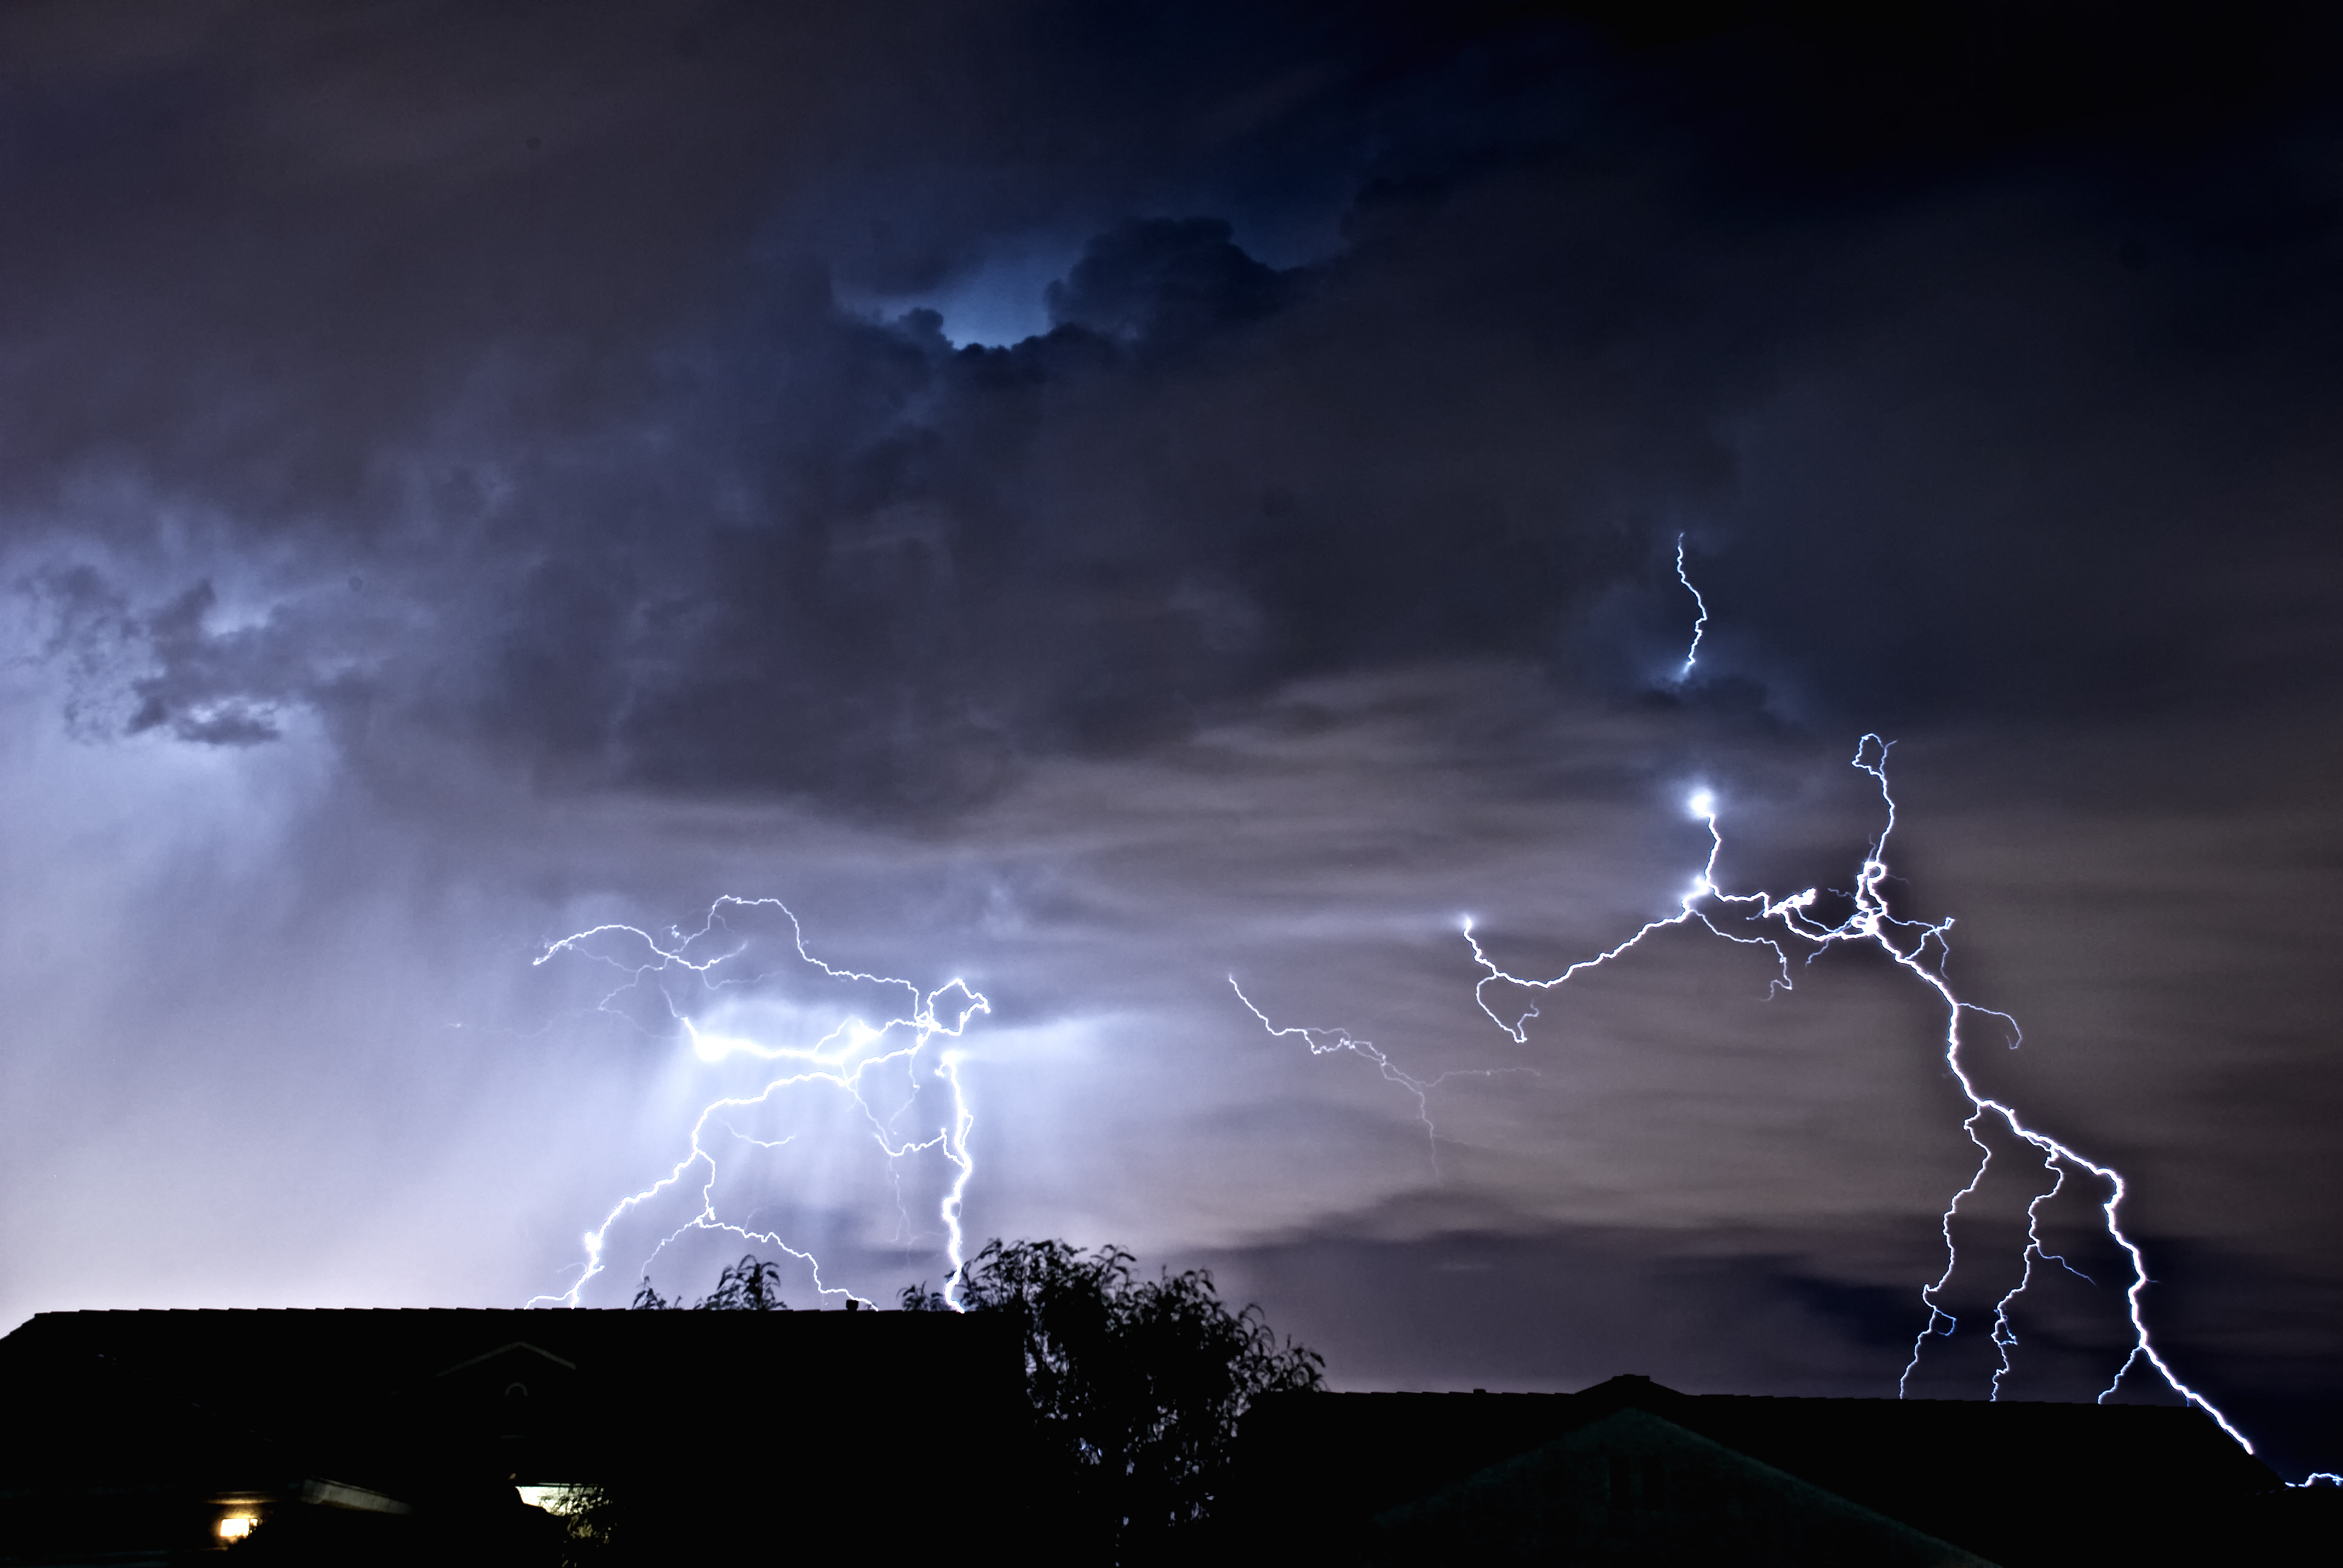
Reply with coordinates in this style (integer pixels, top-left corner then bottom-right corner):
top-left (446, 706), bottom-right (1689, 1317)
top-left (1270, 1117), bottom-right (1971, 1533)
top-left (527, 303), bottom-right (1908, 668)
top-left (0, 1307), bottom-right (1034, 1566)
top-left (1227, 1374), bottom-right (2292, 1567)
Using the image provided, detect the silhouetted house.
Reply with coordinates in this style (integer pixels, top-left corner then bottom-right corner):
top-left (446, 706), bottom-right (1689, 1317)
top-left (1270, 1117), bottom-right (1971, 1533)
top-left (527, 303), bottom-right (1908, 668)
top-left (0, 1307), bottom-right (1031, 1566)
top-left (1221, 1374), bottom-right (2326, 1567)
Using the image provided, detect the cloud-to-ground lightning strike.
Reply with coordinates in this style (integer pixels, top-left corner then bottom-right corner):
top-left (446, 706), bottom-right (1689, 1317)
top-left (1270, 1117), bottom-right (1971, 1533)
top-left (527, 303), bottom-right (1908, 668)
top-left (1466, 742), bottom-right (2252, 1449)
top-left (1457, 546), bottom-right (2267, 1453)
top-left (529, 897), bottom-right (988, 1310)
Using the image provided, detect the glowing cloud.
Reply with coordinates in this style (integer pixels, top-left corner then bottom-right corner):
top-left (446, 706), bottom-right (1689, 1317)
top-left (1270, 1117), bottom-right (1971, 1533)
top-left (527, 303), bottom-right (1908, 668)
top-left (531, 897), bottom-right (987, 1310)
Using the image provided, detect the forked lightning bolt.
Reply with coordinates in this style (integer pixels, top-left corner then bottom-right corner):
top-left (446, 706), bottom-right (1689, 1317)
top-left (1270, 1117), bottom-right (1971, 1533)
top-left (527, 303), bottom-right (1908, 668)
top-left (1467, 741), bottom-right (2251, 1448)
top-left (529, 897), bottom-right (987, 1310)
top-left (1452, 546), bottom-right (2263, 1452)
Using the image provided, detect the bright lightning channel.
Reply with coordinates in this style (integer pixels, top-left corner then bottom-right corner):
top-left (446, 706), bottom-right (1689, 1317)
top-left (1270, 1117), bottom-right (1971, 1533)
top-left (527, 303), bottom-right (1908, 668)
top-left (1452, 541), bottom-right (2258, 1450)
top-left (529, 896), bottom-right (988, 1312)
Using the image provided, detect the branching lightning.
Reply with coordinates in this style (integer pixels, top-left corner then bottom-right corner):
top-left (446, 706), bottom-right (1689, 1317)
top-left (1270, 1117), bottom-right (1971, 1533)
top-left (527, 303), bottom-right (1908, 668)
top-left (529, 896), bottom-right (987, 1310)
top-left (1449, 546), bottom-right (2261, 1450)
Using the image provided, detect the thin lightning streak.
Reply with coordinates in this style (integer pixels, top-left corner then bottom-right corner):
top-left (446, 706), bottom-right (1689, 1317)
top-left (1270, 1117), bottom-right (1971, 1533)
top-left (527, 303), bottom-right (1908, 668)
top-left (1988, 1148), bottom-right (2093, 1402)
top-left (1674, 532), bottom-right (1709, 682)
top-left (528, 897), bottom-right (988, 1312)
top-left (1229, 978), bottom-right (1533, 1175)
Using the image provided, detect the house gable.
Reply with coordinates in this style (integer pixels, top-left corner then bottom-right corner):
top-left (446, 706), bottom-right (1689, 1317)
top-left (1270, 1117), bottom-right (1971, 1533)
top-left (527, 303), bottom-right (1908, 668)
top-left (1370, 1405), bottom-right (1996, 1567)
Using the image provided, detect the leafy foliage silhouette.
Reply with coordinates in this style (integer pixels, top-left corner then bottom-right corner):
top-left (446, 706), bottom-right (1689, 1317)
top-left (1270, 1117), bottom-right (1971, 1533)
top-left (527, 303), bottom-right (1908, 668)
top-left (605, 1242), bottom-right (1314, 1558)
top-left (629, 1254), bottom-right (790, 1310)
top-left (903, 1237), bottom-right (1323, 1551)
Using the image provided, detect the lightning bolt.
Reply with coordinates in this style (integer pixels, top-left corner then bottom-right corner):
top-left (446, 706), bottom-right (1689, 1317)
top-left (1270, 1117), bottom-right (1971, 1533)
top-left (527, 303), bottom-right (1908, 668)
top-left (1674, 531), bottom-right (1709, 683)
top-left (528, 896), bottom-right (988, 1311)
top-left (1469, 743), bottom-right (2251, 1445)
top-left (1456, 544), bottom-right (2261, 1451)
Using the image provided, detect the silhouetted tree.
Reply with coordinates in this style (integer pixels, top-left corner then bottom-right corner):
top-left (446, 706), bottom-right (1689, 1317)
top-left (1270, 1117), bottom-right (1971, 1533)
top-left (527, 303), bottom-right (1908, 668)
top-left (903, 1238), bottom-right (1322, 1554)
top-left (571, 1259), bottom-right (791, 1560)
top-left (629, 1255), bottom-right (790, 1311)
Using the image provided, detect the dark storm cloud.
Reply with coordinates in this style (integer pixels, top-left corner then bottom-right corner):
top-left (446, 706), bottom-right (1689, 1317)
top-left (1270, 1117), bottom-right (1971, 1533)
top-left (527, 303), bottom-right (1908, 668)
top-left (24, 566), bottom-right (350, 745)
top-left (7, 1), bottom-right (2338, 814)
top-left (5, 7), bottom-right (2342, 1471)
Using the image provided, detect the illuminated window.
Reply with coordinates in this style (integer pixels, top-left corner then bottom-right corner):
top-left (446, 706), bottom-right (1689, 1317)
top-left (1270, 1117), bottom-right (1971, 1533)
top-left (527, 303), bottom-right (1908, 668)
top-left (217, 1515), bottom-right (256, 1540)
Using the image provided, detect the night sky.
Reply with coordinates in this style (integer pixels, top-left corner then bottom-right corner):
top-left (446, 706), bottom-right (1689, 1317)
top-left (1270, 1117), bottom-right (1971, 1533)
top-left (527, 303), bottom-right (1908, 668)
top-left (2, 2), bottom-right (2339, 1479)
